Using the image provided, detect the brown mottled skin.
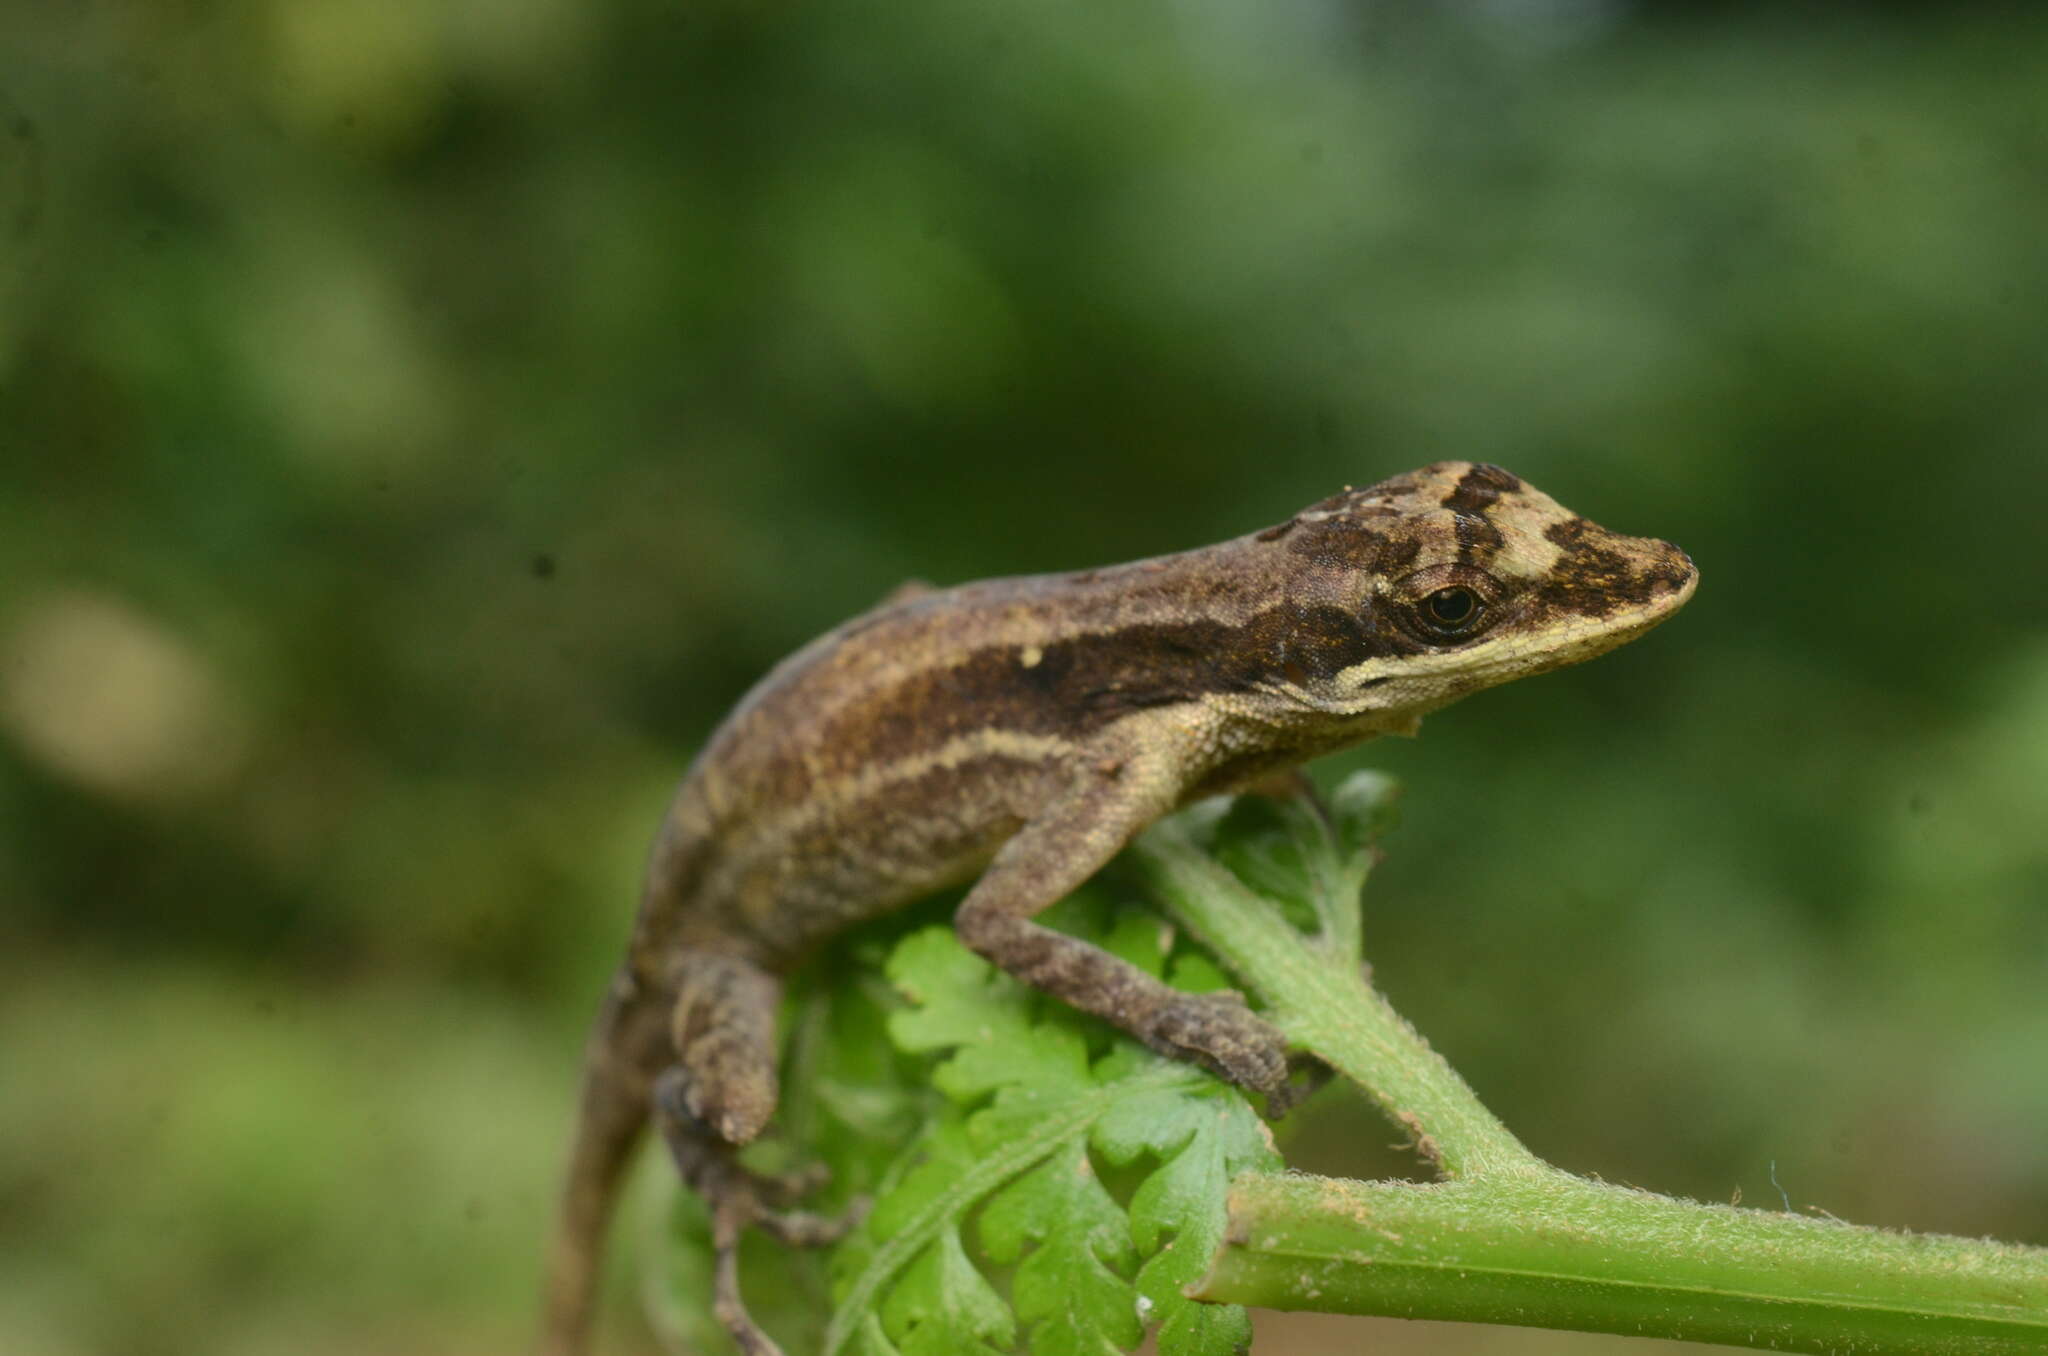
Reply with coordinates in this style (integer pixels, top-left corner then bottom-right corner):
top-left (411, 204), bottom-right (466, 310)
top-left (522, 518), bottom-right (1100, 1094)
top-left (540, 463), bottom-right (1696, 1355)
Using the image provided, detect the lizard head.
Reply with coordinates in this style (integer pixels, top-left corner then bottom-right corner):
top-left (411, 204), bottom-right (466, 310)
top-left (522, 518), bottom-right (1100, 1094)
top-left (1248, 461), bottom-right (1696, 731)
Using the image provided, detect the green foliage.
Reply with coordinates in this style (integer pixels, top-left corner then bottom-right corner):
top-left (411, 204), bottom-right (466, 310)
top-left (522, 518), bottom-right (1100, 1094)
top-left (660, 879), bottom-right (1288, 1354)
top-left (1202, 771), bottom-right (1398, 957)
top-left (980, 1138), bottom-right (1139, 1356)
top-left (1090, 1066), bottom-right (1269, 1356)
top-left (819, 909), bottom-right (1281, 1356)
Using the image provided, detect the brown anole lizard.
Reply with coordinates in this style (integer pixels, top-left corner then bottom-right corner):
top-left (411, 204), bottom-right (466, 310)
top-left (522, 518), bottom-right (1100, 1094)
top-left (538, 462), bottom-right (1696, 1355)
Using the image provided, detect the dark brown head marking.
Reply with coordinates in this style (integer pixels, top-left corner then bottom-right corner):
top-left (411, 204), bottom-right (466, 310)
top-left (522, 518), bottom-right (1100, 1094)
top-left (1441, 463), bottom-right (1522, 513)
top-left (1432, 464), bottom-right (1518, 565)
top-left (1452, 510), bottom-right (1505, 564)
top-left (1284, 517), bottom-right (1421, 575)
top-left (1534, 517), bottom-right (1693, 618)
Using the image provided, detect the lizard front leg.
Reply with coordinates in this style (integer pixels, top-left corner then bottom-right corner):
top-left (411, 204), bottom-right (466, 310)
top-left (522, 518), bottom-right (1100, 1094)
top-left (953, 753), bottom-right (1292, 1099)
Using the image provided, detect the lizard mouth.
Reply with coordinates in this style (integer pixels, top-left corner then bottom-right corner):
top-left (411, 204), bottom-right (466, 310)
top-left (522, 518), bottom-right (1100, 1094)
top-left (1614, 544), bottom-right (1698, 624)
top-left (1540, 544), bottom-right (1697, 657)
top-left (1622, 539), bottom-right (1699, 629)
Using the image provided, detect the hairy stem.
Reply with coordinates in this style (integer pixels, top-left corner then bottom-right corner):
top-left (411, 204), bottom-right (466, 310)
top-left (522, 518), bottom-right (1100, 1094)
top-left (1133, 804), bottom-right (1536, 1180)
top-left (1199, 1170), bottom-right (2048, 1355)
top-left (1129, 777), bottom-right (2048, 1353)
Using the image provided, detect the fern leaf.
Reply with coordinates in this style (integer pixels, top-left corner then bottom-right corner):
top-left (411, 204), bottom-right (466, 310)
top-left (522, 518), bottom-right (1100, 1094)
top-left (825, 895), bottom-right (1282, 1356)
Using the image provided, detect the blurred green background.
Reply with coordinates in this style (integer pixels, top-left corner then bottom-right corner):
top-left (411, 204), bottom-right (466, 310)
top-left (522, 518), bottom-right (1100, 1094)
top-left (2, 2), bottom-right (2044, 1354)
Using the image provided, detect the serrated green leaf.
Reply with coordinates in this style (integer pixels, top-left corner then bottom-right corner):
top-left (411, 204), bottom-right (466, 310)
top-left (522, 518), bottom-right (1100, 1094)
top-left (1095, 1084), bottom-right (1280, 1356)
top-left (1189, 775), bottom-right (1388, 961)
top-left (851, 1311), bottom-right (904, 1356)
top-left (823, 813), bottom-right (1378, 1356)
top-left (671, 785), bottom-right (1395, 1354)
top-left (1133, 1123), bottom-right (1254, 1356)
top-left (1208, 795), bottom-right (1320, 932)
top-left (830, 918), bottom-right (1282, 1356)
top-left (885, 926), bottom-right (1033, 1058)
top-left (886, 927), bottom-right (1095, 1102)
top-left (881, 1225), bottom-right (1014, 1356)
top-left (861, 1116), bottom-right (982, 1246)
top-left (979, 1137), bottom-right (1142, 1356)
top-left (831, 929), bottom-right (1138, 1354)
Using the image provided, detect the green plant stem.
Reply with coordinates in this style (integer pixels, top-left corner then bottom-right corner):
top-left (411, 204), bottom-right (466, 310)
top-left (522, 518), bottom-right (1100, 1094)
top-left (1133, 812), bottom-right (1537, 1180)
top-left (1130, 793), bottom-right (2048, 1353)
top-left (1198, 1171), bottom-right (2048, 1355)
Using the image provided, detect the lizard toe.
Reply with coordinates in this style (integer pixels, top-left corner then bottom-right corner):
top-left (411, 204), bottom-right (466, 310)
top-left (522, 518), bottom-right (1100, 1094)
top-left (1148, 992), bottom-right (1290, 1094)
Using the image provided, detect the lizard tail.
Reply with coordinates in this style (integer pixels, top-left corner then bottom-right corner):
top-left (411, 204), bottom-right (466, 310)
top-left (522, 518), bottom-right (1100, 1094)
top-left (539, 971), bottom-right (675, 1356)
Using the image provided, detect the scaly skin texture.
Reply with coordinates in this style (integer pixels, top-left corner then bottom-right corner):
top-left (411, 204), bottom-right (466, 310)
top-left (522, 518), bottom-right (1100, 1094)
top-left (539, 462), bottom-right (1697, 1355)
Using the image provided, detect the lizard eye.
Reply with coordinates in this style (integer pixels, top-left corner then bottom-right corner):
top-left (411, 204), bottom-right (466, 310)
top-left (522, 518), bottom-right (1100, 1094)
top-left (1417, 586), bottom-right (1484, 638)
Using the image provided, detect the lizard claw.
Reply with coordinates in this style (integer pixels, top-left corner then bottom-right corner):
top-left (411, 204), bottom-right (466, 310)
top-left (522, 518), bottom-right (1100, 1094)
top-left (654, 1067), bottom-right (860, 1355)
top-left (1145, 990), bottom-right (1290, 1096)
top-left (698, 1178), bottom-right (865, 1355)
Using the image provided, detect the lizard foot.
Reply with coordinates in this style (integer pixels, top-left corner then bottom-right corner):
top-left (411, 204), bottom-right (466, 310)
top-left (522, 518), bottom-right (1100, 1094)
top-left (702, 1189), bottom-right (867, 1356)
top-left (1142, 989), bottom-right (1290, 1098)
top-left (654, 1067), bottom-right (865, 1355)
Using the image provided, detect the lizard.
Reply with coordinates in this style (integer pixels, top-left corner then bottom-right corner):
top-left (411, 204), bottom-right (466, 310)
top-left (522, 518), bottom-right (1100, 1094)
top-left (538, 461), bottom-right (1696, 1356)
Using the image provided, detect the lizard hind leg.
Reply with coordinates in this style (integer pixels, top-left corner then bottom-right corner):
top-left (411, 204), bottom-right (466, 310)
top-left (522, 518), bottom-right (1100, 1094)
top-left (654, 952), bottom-right (856, 1356)
top-left (665, 950), bottom-right (784, 1147)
